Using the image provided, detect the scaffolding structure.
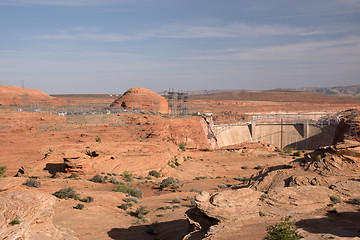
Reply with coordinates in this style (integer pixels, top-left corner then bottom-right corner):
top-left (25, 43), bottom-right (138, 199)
top-left (348, 112), bottom-right (358, 137)
top-left (165, 89), bottom-right (189, 117)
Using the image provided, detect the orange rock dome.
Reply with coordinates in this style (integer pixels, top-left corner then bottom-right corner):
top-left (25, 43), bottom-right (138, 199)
top-left (0, 85), bottom-right (52, 106)
top-left (110, 87), bottom-right (169, 114)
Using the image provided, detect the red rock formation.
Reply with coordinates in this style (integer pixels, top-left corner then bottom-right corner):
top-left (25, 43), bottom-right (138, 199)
top-left (0, 85), bottom-right (52, 106)
top-left (110, 87), bottom-right (169, 114)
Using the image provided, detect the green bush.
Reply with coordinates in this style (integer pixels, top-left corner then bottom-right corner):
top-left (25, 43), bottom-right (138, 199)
top-left (148, 170), bottom-right (160, 178)
top-left (23, 179), bottom-right (42, 188)
top-left (178, 142), bottom-right (186, 151)
top-left (0, 166), bottom-right (7, 177)
top-left (74, 203), bottom-right (84, 210)
top-left (122, 171), bottom-right (133, 182)
top-left (194, 176), bottom-right (208, 180)
top-left (123, 196), bottom-right (140, 204)
top-left (9, 218), bottom-right (20, 226)
top-left (265, 216), bottom-right (300, 240)
top-left (134, 206), bottom-right (149, 218)
top-left (89, 174), bottom-right (106, 183)
top-left (109, 176), bottom-right (120, 184)
top-left (159, 177), bottom-right (179, 190)
top-left (53, 187), bottom-right (79, 200)
top-left (119, 203), bottom-right (129, 210)
top-left (113, 183), bottom-right (143, 198)
top-left (283, 147), bottom-right (293, 154)
top-left (95, 136), bottom-right (101, 143)
top-left (293, 151), bottom-right (301, 157)
top-left (241, 166), bottom-right (248, 170)
top-left (171, 197), bottom-right (182, 204)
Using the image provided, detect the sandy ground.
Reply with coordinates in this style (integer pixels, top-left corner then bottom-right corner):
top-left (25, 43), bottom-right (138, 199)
top-left (0, 91), bottom-right (360, 239)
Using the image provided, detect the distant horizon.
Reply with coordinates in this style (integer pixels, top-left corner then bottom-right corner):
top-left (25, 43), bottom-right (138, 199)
top-left (2, 83), bottom-right (360, 95)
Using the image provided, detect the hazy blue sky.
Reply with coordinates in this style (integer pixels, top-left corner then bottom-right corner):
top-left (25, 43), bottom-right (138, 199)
top-left (0, 0), bottom-right (359, 94)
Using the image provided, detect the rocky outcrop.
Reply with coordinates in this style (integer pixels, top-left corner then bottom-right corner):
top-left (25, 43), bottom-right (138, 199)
top-left (0, 192), bottom-right (77, 240)
top-left (0, 85), bottom-right (52, 106)
top-left (110, 87), bottom-right (169, 114)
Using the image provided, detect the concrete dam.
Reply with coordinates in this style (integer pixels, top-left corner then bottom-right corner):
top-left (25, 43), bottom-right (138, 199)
top-left (207, 113), bottom-right (340, 150)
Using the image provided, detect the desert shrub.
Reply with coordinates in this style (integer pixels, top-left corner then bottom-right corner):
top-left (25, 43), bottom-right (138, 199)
top-left (9, 218), bottom-right (20, 226)
top-left (74, 203), bottom-right (84, 210)
top-left (265, 216), bottom-right (300, 240)
top-left (80, 196), bottom-right (94, 203)
top-left (122, 171), bottom-right (133, 182)
top-left (157, 205), bottom-right (172, 210)
top-left (254, 165), bottom-right (263, 170)
top-left (0, 165), bottom-right (7, 177)
top-left (123, 196), bottom-right (140, 204)
top-left (259, 211), bottom-right (266, 217)
top-left (171, 197), bottom-right (182, 204)
top-left (328, 208), bottom-right (338, 213)
top-left (89, 174), bottom-right (106, 183)
top-left (148, 170), bottom-right (160, 178)
top-left (178, 142), bottom-right (186, 151)
top-left (168, 156), bottom-right (181, 168)
top-left (330, 195), bottom-right (341, 204)
top-left (65, 173), bottom-right (79, 179)
top-left (194, 176), bottom-right (208, 180)
top-left (283, 147), bottom-right (293, 154)
top-left (95, 136), bottom-right (101, 143)
top-left (241, 166), bottom-right (248, 170)
top-left (113, 183), bottom-right (143, 198)
top-left (190, 188), bottom-right (201, 193)
top-left (134, 206), bottom-right (149, 218)
top-left (217, 183), bottom-right (228, 189)
top-left (109, 176), bottom-right (120, 184)
top-left (167, 161), bottom-right (176, 168)
top-left (119, 203), bottom-right (129, 210)
top-left (234, 176), bottom-right (249, 182)
top-left (350, 197), bottom-right (360, 205)
top-left (159, 177), bottom-right (179, 190)
top-left (53, 187), bottom-right (79, 200)
top-left (293, 151), bottom-right (301, 157)
top-left (23, 179), bottom-right (42, 188)
top-left (260, 194), bottom-right (269, 201)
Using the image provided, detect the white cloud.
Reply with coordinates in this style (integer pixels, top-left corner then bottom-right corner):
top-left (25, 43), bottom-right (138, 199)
top-left (179, 36), bottom-right (360, 70)
top-left (37, 22), bottom-right (326, 42)
top-left (38, 29), bottom-right (133, 42)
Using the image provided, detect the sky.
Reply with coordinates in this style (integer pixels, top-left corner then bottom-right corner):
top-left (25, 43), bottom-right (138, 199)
top-left (0, 0), bottom-right (359, 94)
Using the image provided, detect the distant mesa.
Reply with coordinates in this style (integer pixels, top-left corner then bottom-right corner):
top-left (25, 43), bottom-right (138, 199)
top-left (110, 87), bottom-right (169, 114)
top-left (0, 85), bottom-right (52, 106)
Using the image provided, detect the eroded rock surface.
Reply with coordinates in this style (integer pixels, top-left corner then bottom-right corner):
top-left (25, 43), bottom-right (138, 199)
top-left (0, 192), bottom-right (77, 240)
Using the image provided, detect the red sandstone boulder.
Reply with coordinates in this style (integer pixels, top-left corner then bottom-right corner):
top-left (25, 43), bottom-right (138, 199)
top-left (110, 87), bottom-right (169, 114)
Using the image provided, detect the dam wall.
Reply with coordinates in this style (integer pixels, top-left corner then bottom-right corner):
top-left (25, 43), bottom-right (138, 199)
top-left (213, 120), bottom-right (338, 150)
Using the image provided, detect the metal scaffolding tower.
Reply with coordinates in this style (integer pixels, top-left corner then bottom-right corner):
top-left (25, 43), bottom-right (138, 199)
top-left (165, 89), bottom-right (189, 117)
